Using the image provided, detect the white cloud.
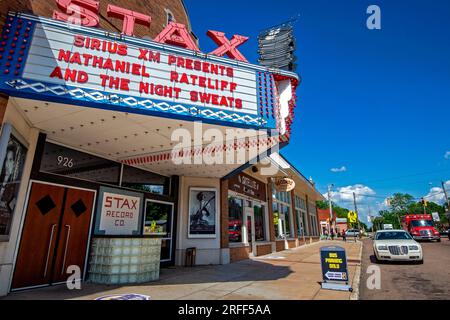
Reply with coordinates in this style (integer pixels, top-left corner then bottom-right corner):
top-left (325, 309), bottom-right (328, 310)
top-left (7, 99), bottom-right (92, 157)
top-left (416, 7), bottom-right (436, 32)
top-left (327, 184), bottom-right (376, 203)
top-left (445, 151), bottom-right (450, 160)
top-left (330, 166), bottom-right (347, 173)
top-left (425, 180), bottom-right (450, 204)
top-left (323, 184), bottom-right (377, 226)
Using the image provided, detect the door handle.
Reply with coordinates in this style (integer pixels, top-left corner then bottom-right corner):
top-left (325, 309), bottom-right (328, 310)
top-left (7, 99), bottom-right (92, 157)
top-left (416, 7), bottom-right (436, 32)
top-left (44, 224), bottom-right (57, 277)
top-left (61, 225), bottom-right (71, 275)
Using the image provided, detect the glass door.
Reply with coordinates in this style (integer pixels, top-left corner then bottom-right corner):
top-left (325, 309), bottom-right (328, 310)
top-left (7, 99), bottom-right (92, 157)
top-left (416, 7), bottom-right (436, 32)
top-left (246, 215), bottom-right (253, 253)
top-left (143, 200), bottom-right (174, 262)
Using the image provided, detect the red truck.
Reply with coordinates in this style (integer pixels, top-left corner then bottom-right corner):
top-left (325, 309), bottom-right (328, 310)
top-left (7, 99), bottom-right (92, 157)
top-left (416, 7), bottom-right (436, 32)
top-left (401, 214), bottom-right (441, 242)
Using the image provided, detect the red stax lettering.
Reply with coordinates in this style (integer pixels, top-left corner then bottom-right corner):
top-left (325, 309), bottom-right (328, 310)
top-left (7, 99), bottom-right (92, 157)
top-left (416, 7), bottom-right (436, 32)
top-left (105, 196), bottom-right (138, 210)
top-left (53, 1), bottom-right (249, 61)
top-left (107, 4), bottom-right (151, 37)
top-left (207, 31), bottom-right (249, 62)
top-left (53, 0), bottom-right (99, 27)
top-left (154, 22), bottom-right (199, 51)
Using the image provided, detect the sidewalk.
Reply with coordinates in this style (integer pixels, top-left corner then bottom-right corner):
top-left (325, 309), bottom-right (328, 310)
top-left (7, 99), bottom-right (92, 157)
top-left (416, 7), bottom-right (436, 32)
top-left (2, 240), bottom-right (362, 300)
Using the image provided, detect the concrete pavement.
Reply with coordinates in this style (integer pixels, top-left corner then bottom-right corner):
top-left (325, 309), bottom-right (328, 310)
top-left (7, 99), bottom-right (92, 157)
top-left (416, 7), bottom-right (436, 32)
top-left (359, 237), bottom-right (450, 300)
top-left (2, 240), bottom-right (362, 300)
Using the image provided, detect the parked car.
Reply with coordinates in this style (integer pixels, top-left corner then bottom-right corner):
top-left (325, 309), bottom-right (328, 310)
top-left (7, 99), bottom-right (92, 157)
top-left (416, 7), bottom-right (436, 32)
top-left (345, 229), bottom-right (361, 237)
top-left (373, 230), bottom-right (423, 264)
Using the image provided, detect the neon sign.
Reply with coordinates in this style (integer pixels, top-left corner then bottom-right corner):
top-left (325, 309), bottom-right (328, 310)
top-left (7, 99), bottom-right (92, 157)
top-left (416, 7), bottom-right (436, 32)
top-left (53, 0), bottom-right (249, 62)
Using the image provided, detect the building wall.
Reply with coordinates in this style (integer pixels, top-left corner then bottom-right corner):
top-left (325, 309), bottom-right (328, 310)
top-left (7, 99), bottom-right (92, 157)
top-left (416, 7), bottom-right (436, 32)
top-left (0, 99), bottom-right (39, 296)
top-left (0, 0), bottom-right (191, 39)
top-left (229, 246), bottom-right (250, 262)
top-left (175, 176), bottom-right (228, 266)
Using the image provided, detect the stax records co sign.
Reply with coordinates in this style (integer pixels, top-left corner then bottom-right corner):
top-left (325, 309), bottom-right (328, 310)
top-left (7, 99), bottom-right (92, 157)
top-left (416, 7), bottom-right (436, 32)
top-left (0, 0), bottom-right (299, 130)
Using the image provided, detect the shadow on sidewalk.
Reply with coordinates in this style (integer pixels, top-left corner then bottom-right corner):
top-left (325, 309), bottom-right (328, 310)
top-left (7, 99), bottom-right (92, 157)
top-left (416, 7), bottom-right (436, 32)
top-left (3, 259), bottom-right (293, 300)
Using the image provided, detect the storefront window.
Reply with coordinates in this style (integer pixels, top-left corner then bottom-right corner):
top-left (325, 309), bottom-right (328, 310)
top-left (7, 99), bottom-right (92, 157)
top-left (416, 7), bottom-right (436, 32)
top-left (272, 186), bottom-right (292, 239)
top-left (254, 204), bottom-right (266, 241)
top-left (309, 202), bottom-right (318, 236)
top-left (272, 202), bottom-right (280, 237)
top-left (40, 142), bottom-right (121, 184)
top-left (295, 195), bottom-right (307, 238)
top-left (143, 201), bottom-right (173, 236)
top-left (228, 197), bottom-right (243, 243)
top-left (282, 204), bottom-right (291, 237)
top-left (122, 165), bottom-right (169, 196)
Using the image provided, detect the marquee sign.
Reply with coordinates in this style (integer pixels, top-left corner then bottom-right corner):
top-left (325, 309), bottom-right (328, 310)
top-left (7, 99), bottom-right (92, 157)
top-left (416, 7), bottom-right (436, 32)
top-left (0, 13), bottom-right (298, 131)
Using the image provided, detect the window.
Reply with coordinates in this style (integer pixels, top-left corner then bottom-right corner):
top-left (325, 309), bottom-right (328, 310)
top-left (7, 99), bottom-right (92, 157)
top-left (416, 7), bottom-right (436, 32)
top-left (40, 142), bottom-right (121, 185)
top-left (294, 195), bottom-right (307, 238)
top-left (272, 202), bottom-right (280, 237)
top-left (228, 197), bottom-right (243, 243)
top-left (143, 201), bottom-right (172, 236)
top-left (143, 200), bottom-right (174, 262)
top-left (272, 185), bottom-right (292, 239)
top-left (254, 204), bottom-right (266, 241)
top-left (121, 165), bottom-right (169, 196)
top-left (308, 202), bottom-right (318, 236)
top-left (165, 9), bottom-right (175, 25)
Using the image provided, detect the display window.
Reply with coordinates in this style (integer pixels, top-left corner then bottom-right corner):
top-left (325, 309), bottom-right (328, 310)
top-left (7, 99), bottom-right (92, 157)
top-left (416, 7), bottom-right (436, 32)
top-left (228, 196), bottom-right (243, 243)
top-left (144, 200), bottom-right (174, 262)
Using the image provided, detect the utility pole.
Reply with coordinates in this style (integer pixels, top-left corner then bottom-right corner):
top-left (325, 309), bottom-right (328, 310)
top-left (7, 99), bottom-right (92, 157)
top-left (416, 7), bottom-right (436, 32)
top-left (328, 184), bottom-right (334, 238)
top-left (353, 192), bottom-right (360, 231)
top-left (442, 181), bottom-right (450, 212)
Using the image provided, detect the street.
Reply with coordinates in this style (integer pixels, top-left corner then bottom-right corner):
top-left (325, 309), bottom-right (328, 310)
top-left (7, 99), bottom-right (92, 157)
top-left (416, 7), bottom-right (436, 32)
top-left (359, 237), bottom-right (450, 300)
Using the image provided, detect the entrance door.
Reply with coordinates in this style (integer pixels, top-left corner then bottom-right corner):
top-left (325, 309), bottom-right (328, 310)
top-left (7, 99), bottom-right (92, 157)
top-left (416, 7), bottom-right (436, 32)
top-left (244, 203), bottom-right (255, 254)
top-left (12, 182), bottom-right (95, 290)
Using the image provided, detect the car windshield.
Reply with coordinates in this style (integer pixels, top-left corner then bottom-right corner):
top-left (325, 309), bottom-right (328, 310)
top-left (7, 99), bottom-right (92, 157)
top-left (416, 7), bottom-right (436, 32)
top-left (410, 220), bottom-right (434, 227)
top-left (376, 231), bottom-right (412, 240)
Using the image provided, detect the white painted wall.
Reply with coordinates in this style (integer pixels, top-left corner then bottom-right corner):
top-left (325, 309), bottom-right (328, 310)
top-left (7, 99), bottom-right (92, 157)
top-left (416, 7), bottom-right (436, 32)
top-left (175, 176), bottom-right (226, 266)
top-left (0, 98), bottom-right (39, 296)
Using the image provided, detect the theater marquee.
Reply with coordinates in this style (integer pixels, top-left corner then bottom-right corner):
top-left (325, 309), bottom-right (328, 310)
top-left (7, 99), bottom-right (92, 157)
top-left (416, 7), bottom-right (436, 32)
top-left (0, 13), bottom-right (299, 131)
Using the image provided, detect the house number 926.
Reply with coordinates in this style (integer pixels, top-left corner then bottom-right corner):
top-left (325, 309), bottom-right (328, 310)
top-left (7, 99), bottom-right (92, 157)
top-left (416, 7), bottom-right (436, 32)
top-left (57, 156), bottom-right (74, 168)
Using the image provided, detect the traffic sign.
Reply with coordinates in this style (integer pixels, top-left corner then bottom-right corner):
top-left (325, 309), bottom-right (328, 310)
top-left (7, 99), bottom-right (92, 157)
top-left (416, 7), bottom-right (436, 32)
top-left (320, 246), bottom-right (352, 292)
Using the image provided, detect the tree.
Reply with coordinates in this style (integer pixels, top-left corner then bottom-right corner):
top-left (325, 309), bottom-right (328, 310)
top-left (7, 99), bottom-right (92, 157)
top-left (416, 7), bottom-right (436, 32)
top-left (389, 193), bottom-right (415, 213)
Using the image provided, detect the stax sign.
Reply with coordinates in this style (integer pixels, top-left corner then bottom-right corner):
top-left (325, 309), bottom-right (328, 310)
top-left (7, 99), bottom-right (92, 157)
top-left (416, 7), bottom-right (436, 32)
top-left (53, 0), bottom-right (249, 62)
top-left (99, 192), bottom-right (141, 235)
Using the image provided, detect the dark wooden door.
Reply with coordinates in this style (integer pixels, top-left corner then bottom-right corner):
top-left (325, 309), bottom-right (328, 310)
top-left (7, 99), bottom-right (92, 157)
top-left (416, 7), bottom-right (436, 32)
top-left (12, 183), bottom-right (95, 290)
top-left (52, 188), bottom-right (95, 284)
top-left (12, 183), bottom-right (65, 290)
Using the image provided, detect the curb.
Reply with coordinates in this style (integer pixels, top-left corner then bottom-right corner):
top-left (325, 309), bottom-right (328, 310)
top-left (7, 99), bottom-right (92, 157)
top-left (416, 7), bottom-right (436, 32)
top-left (350, 240), bottom-right (363, 300)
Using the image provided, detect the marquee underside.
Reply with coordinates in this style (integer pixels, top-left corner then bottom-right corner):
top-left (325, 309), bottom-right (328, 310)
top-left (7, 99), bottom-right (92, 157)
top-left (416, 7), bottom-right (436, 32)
top-left (12, 97), bottom-right (280, 178)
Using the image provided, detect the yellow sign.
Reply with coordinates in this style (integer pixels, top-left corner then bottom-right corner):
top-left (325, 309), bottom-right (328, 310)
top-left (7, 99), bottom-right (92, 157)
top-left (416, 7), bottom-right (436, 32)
top-left (348, 211), bottom-right (358, 223)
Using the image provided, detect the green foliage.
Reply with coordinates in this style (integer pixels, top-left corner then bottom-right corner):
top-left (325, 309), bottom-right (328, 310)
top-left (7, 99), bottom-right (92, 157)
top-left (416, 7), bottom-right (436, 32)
top-left (316, 201), bottom-right (329, 210)
top-left (375, 193), bottom-right (449, 231)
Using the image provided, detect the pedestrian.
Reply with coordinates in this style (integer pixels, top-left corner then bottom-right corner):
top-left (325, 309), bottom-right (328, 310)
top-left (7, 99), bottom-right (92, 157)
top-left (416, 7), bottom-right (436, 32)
top-left (330, 228), bottom-right (335, 241)
top-left (342, 229), bottom-right (347, 242)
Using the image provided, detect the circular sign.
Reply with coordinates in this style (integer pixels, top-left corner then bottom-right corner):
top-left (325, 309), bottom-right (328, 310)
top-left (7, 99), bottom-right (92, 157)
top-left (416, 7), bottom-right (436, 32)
top-left (274, 178), bottom-right (296, 192)
top-left (95, 294), bottom-right (151, 301)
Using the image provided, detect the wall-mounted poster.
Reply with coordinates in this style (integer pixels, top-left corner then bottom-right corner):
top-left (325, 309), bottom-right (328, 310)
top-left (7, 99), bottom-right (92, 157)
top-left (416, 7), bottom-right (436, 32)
top-left (188, 188), bottom-right (217, 239)
top-left (0, 123), bottom-right (28, 239)
top-left (94, 186), bottom-right (144, 236)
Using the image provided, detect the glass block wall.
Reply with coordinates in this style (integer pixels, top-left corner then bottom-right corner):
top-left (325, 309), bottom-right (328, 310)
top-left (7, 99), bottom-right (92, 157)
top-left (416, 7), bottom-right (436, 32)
top-left (89, 238), bottom-right (162, 285)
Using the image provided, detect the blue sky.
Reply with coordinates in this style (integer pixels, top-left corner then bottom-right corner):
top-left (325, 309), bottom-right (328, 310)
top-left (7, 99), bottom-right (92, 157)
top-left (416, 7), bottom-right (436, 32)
top-left (184, 0), bottom-right (450, 222)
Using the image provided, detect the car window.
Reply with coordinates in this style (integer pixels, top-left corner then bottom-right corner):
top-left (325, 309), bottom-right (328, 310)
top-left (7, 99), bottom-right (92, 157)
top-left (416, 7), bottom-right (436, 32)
top-left (375, 232), bottom-right (412, 240)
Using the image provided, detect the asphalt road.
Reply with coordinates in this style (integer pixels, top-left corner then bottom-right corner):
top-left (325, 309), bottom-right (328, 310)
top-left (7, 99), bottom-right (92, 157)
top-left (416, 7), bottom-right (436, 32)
top-left (359, 237), bottom-right (450, 300)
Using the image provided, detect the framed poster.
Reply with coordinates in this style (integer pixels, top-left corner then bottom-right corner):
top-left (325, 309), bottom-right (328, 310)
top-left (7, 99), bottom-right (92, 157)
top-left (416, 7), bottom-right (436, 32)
top-left (188, 188), bottom-right (217, 239)
top-left (0, 123), bottom-right (28, 239)
top-left (94, 186), bottom-right (144, 236)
